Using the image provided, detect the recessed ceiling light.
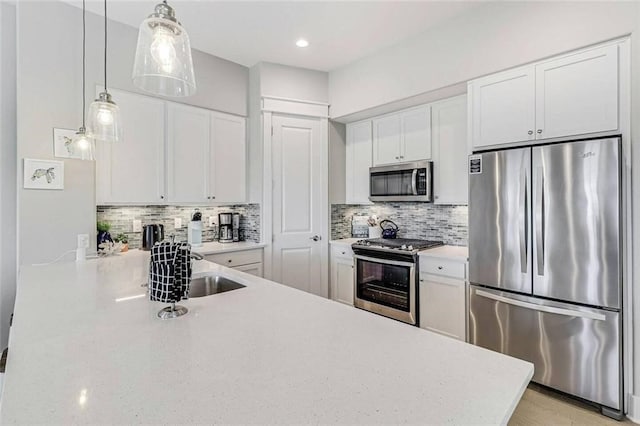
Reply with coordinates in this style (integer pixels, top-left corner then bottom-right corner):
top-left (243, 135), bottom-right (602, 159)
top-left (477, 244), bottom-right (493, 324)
top-left (296, 39), bottom-right (309, 48)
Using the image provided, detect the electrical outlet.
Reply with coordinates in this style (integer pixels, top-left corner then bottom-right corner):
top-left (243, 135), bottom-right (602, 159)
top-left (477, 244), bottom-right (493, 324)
top-left (132, 219), bottom-right (142, 233)
top-left (174, 217), bottom-right (182, 229)
top-left (77, 234), bottom-right (90, 249)
top-left (209, 216), bottom-right (215, 227)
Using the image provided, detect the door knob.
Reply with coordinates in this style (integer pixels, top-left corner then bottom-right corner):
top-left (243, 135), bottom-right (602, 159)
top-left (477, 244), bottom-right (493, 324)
top-left (310, 235), bottom-right (321, 242)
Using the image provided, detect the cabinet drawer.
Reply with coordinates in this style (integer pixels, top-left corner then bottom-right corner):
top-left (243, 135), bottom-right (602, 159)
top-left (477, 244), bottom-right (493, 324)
top-left (205, 249), bottom-right (262, 267)
top-left (331, 244), bottom-right (354, 259)
top-left (420, 257), bottom-right (465, 279)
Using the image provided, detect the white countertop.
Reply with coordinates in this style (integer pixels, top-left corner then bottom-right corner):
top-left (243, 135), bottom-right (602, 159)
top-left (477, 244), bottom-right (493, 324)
top-left (1, 251), bottom-right (531, 424)
top-left (190, 240), bottom-right (265, 255)
top-left (419, 245), bottom-right (469, 261)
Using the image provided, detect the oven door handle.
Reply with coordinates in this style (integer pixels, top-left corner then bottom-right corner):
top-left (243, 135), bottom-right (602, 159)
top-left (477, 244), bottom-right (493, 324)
top-left (354, 255), bottom-right (416, 268)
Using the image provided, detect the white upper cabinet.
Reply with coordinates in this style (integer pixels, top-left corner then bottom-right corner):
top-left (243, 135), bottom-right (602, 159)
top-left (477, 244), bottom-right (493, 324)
top-left (401, 106), bottom-right (431, 162)
top-left (210, 112), bottom-right (246, 203)
top-left (345, 120), bottom-right (372, 204)
top-left (470, 66), bottom-right (536, 149)
top-left (431, 95), bottom-right (468, 205)
top-left (535, 44), bottom-right (618, 140)
top-left (96, 89), bottom-right (166, 205)
top-left (469, 42), bottom-right (621, 150)
top-left (96, 89), bottom-right (247, 205)
top-left (372, 106), bottom-right (431, 165)
top-left (167, 103), bottom-right (210, 204)
top-left (372, 114), bottom-right (401, 165)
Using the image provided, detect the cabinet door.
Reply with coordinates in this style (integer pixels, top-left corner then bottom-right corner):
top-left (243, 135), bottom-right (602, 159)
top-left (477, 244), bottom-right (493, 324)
top-left (401, 106), bottom-right (431, 161)
top-left (470, 66), bottom-right (535, 149)
top-left (419, 274), bottom-right (466, 341)
top-left (210, 112), bottom-right (246, 203)
top-left (167, 103), bottom-right (210, 203)
top-left (345, 121), bottom-right (372, 204)
top-left (331, 256), bottom-right (354, 306)
top-left (535, 44), bottom-right (618, 140)
top-left (96, 89), bottom-right (165, 204)
top-left (234, 262), bottom-right (263, 277)
top-left (372, 114), bottom-right (401, 166)
top-left (432, 96), bottom-right (468, 205)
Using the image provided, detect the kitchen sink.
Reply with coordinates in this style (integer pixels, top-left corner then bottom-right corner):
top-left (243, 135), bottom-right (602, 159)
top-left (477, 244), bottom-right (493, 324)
top-left (189, 276), bottom-right (246, 298)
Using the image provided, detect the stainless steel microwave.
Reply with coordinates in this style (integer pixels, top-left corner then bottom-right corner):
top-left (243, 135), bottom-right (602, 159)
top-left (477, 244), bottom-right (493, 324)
top-left (369, 160), bottom-right (433, 202)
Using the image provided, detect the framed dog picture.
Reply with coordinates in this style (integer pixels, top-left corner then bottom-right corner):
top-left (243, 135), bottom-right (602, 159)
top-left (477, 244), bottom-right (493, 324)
top-left (23, 159), bottom-right (64, 190)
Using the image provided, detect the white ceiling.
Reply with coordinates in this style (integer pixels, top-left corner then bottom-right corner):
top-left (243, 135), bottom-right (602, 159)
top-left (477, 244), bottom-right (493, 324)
top-left (64, 0), bottom-right (480, 72)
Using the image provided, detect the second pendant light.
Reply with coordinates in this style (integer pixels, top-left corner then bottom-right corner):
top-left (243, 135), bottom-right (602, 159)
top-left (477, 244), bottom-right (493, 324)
top-left (88, 0), bottom-right (122, 143)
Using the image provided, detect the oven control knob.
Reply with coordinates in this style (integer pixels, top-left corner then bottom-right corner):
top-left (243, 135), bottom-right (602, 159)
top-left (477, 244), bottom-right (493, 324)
top-left (400, 245), bottom-right (407, 250)
top-left (408, 245), bottom-right (413, 251)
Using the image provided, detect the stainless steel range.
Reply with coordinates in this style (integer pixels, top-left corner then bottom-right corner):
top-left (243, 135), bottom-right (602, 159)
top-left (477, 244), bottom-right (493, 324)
top-left (352, 238), bottom-right (443, 325)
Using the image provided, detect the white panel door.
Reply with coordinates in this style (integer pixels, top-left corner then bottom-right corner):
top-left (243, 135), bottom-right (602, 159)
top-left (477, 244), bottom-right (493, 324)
top-left (401, 106), bottom-right (431, 161)
top-left (345, 120), bottom-right (372, 204)
top-left (95, 89), bottom-right (165, 204)
top-left (432, 95), bottom-right (468, 205)
top-left (471, 65), bottom-right (535, 148)
top-left (210, 112), bottom-right (246, 203)
top-left (372, 114), bottom-right (401, 165)
top-left (535, 44), bottom-right (618, 140)
top-left (272, 115), bottom-right (324, 296)
top-left (166, 103), bottom-right (210, 203)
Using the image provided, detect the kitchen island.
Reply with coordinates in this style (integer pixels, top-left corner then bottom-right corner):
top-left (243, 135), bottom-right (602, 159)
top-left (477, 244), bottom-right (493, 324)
top-left (0, 251), bottom-right (533, 424)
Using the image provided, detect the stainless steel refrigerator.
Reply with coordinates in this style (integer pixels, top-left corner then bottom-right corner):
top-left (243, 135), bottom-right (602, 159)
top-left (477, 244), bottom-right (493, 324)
top-left (468, 137), bottom-right (622, 418)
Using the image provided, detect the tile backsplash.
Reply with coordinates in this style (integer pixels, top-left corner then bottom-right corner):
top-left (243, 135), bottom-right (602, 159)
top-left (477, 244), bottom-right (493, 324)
top-left (331, 203), bottom-right (468, 246)
top-left (97, 204), bottom-right (261, 249)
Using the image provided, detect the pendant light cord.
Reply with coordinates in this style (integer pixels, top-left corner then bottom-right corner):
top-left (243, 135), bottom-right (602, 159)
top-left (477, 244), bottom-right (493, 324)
top-left (104, 0), bottom-right (108, 92)
top-left (82, 0), bottom-right (86, 128)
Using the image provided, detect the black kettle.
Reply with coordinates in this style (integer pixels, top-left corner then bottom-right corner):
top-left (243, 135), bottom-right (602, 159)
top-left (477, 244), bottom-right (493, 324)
top-left (380, 220), bottom-right (399, 239)
top-left (142, 224), bottom-right (164, 250)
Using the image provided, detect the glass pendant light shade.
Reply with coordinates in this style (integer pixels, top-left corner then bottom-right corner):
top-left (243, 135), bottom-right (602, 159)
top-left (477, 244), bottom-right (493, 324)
top-left (132, 2), bottom-right (196, 97)
top-left (87, 92), bottom-right (122, 142)
top-left (71, 127), bottom-right (96, 161)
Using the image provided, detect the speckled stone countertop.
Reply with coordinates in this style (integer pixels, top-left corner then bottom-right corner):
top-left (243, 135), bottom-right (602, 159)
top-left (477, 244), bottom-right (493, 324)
top-left (1, 250), bottom-right (531, 424)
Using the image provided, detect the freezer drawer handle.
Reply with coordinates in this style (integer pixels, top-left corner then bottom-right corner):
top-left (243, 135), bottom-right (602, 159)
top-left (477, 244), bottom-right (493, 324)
top-left (475, 289), bottom-right (606, 321)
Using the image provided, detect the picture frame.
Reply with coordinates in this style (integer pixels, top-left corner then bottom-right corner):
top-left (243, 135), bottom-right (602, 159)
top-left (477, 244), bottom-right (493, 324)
top-left (53, 127), bottom-right (82, 159)
top-left (23, 158), bottom-right (64, 190)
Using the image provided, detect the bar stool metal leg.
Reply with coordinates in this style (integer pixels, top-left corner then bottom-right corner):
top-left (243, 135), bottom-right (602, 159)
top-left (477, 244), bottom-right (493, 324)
top-left (157, 302), bottom-right (188, 319)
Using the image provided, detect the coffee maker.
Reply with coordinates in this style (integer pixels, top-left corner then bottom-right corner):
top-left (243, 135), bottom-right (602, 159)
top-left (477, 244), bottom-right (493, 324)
top-left (218, 213), bottom-right (233, 243)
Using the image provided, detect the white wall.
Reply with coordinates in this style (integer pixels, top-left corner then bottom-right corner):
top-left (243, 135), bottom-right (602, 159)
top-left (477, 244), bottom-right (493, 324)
top-left (259, 62), bottom-right (328, 103)
top-left (329, 1), bottom-right (639, 119)
top-left (0, 2), bottom-right (17, 350)
top-left (16, 1), bottom-right (249, 266)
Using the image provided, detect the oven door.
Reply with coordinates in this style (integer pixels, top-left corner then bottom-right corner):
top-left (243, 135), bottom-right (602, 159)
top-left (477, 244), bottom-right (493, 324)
top-left (354, 255), bottom-right (416, 325)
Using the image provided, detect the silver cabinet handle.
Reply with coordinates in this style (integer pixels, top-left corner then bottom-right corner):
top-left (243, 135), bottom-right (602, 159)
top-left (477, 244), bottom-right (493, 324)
top-left (160, 195), bottom-right (164, 200)
top-left (528, 130), bottom-right (533, 135)
top-left (519, 167), bottom-right (528, 274)
top-left (535, 167), bottom-right (545, 276)
top-left (395, 156), bottom-right (399, 160)
top-left (537, 129), bottom-right (543, 134)
top-left (475, 289), bottom-right (606, 321)
top-left (437, 266), bottom-right (443, 270)
top-left (310, 235), bottom-right (321, 241)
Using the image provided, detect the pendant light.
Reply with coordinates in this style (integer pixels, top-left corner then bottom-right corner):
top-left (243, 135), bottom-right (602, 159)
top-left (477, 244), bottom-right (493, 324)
top-left (87, 0), bottom-right (122, 142)
top-left (132, 1), bottom-right (196, 97)
top-left (71, 0), bottom-right (95, 161)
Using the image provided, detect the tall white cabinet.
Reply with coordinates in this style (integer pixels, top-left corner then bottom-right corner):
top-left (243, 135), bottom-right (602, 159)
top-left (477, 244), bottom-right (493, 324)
top-left (96, 89), bottom-right (247, 205)
top-left (96, 89), bottom-right (166, 204)
top-left (345, 120), bottom-right (372, 204)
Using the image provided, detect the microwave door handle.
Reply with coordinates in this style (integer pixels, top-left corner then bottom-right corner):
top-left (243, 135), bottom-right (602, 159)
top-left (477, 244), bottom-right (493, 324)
top-left (411, 169), bottom-right (418, 195)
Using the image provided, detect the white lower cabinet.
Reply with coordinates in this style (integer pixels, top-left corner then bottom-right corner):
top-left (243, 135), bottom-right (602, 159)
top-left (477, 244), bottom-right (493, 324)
top-left (205, 248), bottom-right (263, 277)
top-left (330, 244), bottom-right (354, 306)
top-left (419, 255), bottom-right (467, 341)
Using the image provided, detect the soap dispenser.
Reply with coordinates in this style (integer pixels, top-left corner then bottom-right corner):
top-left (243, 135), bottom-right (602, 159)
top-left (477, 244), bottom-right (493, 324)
top-left (187, 209), bottom-right (203, 247)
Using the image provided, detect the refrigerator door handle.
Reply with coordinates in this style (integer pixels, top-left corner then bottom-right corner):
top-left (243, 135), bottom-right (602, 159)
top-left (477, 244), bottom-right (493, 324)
top-left (475, 289), bottom-right (606, 321)
top-left (535, 167), bottom-right (545, 275)
top-left (519, 168), bottom-right (528, 273)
